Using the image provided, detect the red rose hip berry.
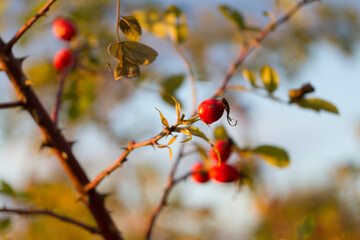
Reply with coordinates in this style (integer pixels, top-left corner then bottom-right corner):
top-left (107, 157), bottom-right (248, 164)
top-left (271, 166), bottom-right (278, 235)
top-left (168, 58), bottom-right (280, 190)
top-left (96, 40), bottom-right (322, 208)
top-left (191, 162), bottom-right (209, 183)
top-left (198, 98), bottom-right (237, 126)
top-left (198, 99), bottom-right (224, 125)
top-left (209, 139), bottom-right (232, 163)
top-left (53, 48), bottom-right (73, 71)
top-left (52, 18), bottom-right (76, 41)
top-left (209, 164), bottom-right (239, 183)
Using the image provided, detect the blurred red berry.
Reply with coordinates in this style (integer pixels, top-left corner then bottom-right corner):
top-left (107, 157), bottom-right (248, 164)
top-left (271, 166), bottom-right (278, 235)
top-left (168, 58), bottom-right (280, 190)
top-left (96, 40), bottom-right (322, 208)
top-left (53, 48), bottom-right (73, 71)
top-left (52, 18), bottom-right (76, 41)
top-left (209, 164), bottom-right (239, 183)
top-left (198, 99), bottom-right (224, 125)
top-left (191, 162), bottom-right (209, 183)
top-left (209, 139), bottom-right (232, 163)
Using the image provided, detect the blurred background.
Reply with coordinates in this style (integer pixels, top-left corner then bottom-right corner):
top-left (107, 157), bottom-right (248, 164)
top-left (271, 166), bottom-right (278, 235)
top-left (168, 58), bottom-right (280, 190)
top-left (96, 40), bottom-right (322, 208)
top-left (0, 0), bottom-right (360, 239)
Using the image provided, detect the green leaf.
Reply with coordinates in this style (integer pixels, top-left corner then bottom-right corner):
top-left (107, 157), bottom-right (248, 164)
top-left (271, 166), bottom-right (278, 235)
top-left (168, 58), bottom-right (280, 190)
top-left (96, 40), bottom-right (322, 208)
top-left (155, 108), bottom-right (169, 127)
top-left (214, 125), bottom-right (228, 140)
top-left (132, 10), bottom-right (167, 38)
top-left (162, 74), bottom-right (185, 94)
top-left (107, 42), bottom-right (123, 61)
top-left (119, 16), bottom-right (142, 41)
top-left (297, 216), bottom-right (316, 240)
top-left (164, 5), bottom-right (188, 43)
top-left (295, 98), bottom-right (339, 114)
top-left (0, 181), bottom-right (16, 198)
top-left (186, 126), bottom-right (211, 144)
top-left (260, 66), bottom-right (279, 94)
top-left (122, 41), bottom-right (158, 65)
top-left (178, 127), bottom-right (192, 142)
top-left (253, 145), bottom-right (290, 167)
top-left (0, 218), bottom-right (11, 232)
top-left (242, 69), bottom-right (258, 88)
top-left (114, 59), bottom-right (140, 80)
top-left (218, 5), bottom-right (245, 30)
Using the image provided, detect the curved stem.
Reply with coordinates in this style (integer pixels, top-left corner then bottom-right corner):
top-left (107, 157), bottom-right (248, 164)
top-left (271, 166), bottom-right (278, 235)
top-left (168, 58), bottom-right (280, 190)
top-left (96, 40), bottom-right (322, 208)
top-left (173, 43), bottom-right (198, 115)
top-left (116, 0), bottom-right (121, 42)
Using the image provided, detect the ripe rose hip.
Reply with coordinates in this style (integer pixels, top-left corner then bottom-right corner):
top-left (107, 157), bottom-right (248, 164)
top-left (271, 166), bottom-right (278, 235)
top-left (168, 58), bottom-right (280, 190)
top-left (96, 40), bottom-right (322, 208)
top-left (52, 18), bottom-right (76, 41)
top-left (198, 98), bottom-right (237, 126)
top-left (209, 164), bottom-right (239, 183)
top-left (209, 139), bottom-right (232, 163)
top-left (53, 48), bottom-right (73, 71)
top-left (191, 162), bottom-right (209, 183)
top-left (198, 99), bottom-right (224, 125)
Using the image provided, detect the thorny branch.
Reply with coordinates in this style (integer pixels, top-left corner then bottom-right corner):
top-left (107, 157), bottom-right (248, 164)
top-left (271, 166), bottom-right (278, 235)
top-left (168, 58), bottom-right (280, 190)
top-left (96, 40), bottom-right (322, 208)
top-left (6, 0), bottom-right (58, 50)
top-left (0, 207), bottom-right (99, 234)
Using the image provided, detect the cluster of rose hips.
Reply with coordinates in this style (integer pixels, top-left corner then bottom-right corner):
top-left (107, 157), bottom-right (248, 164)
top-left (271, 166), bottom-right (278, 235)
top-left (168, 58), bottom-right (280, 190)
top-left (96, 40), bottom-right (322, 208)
top-left (191, 98), bottom-right (240, 183)
top-left (52, 18), bottom-right (76, 71)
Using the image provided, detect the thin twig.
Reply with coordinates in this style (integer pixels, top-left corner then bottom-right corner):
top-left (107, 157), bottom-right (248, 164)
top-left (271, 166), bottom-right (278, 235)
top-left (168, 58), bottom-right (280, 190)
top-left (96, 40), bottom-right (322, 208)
top-left (213, 0), bottom-right (319, 98)
top-left (145, 1), bottom-right (319, 239)
top-left (145, 143), bottom-right (187, 240)
top-left (51, 69), bottom-right (69, 126)
top-left (0, 207), bottom-right (99, 234)
top-left (116, 0), bottom-right (121, 42)
top-left (226, 85), bottom-right (288, 104)
top-left (6, 0), bottom-right (58, 50)
top-left (50, 58), bottom-right (77, 126)
top-left (0, 101), bottom-right (23, 109)
top-left (173, 43), bottom-right (198, 115)
top-left (84, 122), bottom-right (182, 192)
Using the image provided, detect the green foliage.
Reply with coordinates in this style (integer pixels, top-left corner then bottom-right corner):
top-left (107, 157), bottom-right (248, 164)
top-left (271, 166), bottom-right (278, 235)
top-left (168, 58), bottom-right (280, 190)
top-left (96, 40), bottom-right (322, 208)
top-left (0, 181), bottom-right (16, 198)
top-left (108, 41), bottom-right (157, 79)
top-left (164, 5), bottom-right (188, 43)
top-left (297, 216), bottom-right (316, 240)
top-left (242, 69), bottom-right (258, 88)
top-left (63, 78), bottom-right (95, 120)
top-left (213, 125), bottom-right (228, 140)
top-left (107, 42), bottom-right (123, 61)
top-left (294, 98), bottom-right (339, 115)
top-left (121, 41), bottom-right (158, 65)
top-left (260, 66), bottom-right (279, 94)
top-left (253, 145), bottom-right (290, 167)
top-left (155, 108), bottom-right (169, 128)
top-left (114, 59), bottom-right (140, 80)
top-left (218, 5), bottom-right (245, 30)
top-left (161, 75), bottom-right (184, 106)
top-left (119, 16), bottom-right (142, 42)
top-left (0, 218), bottom-right (11, 232)
top-left (132, 9), bottom-right (167, 38)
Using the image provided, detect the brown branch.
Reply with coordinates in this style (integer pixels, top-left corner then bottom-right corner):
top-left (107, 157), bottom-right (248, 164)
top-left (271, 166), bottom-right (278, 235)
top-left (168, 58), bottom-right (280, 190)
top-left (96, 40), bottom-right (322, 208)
top-left (173, 43), bottom-right (197, 115)
top-left (213, 0), bottom-right (319, 98)
top-left (0, 40), bottom-right (123, 240)
top-left (0, 207), bottom-right (99, 234)
top-left (145, 1), bottom-right (319, 239)
top-left (6, 0), bottom-right (58, 50)
top-left (0, 101), bottom-right (23, 109)
top-left (84, 123), bottom-right (182, 192)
